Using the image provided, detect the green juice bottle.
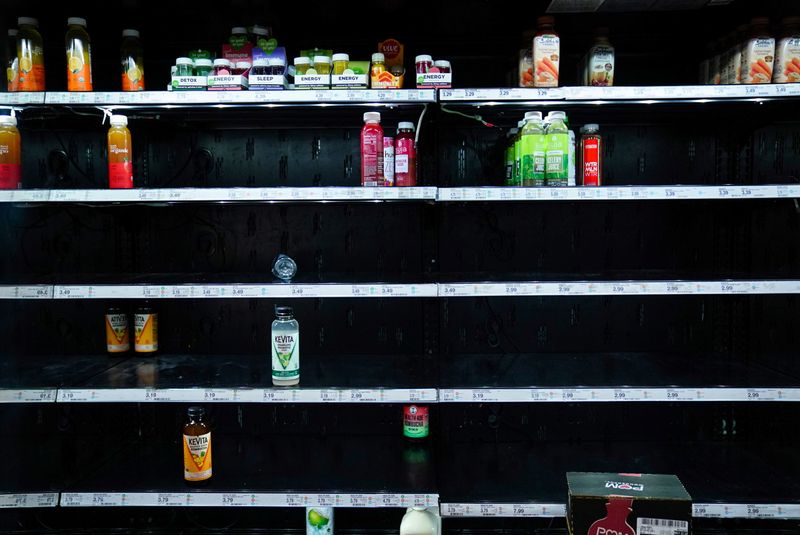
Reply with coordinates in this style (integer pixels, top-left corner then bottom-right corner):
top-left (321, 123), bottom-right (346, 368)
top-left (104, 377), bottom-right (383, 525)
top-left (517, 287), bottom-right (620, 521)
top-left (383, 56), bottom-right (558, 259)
top-left (520, 111), bottom-right (546, 186)
top-left (545, 110), bottom-right (569, 187)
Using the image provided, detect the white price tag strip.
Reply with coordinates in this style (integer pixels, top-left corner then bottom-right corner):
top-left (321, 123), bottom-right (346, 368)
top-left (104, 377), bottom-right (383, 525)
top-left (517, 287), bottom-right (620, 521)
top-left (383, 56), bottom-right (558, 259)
top-left (60, 492), bottom-right (438, 508)
top-left (439, 88), bottom-right (564, 101)
top-left (0, 92), bottom-right (46, 105)
top-left (693, 503), bottom-right (800, 519)
top-left (0, 493), bottom-right (58, 508)
top-left (0, 286), bottom-right (53, 299)
top-left (0, 389), bottom-right (57, 403)
top-left (441, 503), bottom-right (567, 517)
top-left (439, 388), bottom-right (800, 403)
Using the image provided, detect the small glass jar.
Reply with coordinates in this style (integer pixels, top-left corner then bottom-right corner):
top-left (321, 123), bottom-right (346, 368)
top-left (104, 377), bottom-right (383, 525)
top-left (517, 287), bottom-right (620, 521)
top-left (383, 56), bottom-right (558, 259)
top-left (251, 58), bottom-right (270, 76)
top-left (313, 55), bottom-right (331, 75)
top-left (194, 58), bottom-right (213, 77)
top-left (294, 56), bottom-right (310, 75)
top-left (415, 54), bottom-right (433, 74)
top-left (269, 57), bottom-right (286, 76)
top-left (433, 60), bottom-right (451, 73)
top-left (234, 61), bottom-right (251, 75)
top-left (175, 57), bottom-right (194, 76)
top-left (212, 58), bottom-right (231, 76)
top-left (332, 53), bottom-right (349, 75)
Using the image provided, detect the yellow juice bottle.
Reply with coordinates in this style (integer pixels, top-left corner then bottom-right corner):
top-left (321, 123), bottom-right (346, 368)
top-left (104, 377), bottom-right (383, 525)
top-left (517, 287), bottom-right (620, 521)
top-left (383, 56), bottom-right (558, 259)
top-left (65, 17), bottom-right (92, 91)
top-left (108, 114), bottom-right (133, 189)
top-left (17, 17), bottom-right (45, 91)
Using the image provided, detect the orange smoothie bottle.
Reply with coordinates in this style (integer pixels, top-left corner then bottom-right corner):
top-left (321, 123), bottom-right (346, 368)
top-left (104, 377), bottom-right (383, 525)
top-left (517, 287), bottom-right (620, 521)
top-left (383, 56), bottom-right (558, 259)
top-left (108, 114), bottom-right (133, 189)
top-left (0, 115), bottom-right (21, 189)
top-left (65, 17), bottom-right (93, 91)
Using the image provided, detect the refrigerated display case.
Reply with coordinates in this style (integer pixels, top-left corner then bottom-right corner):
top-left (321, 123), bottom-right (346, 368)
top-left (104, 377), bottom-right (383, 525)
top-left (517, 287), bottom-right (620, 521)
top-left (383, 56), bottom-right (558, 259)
top-left (0, 1), bottom-right (799, 534)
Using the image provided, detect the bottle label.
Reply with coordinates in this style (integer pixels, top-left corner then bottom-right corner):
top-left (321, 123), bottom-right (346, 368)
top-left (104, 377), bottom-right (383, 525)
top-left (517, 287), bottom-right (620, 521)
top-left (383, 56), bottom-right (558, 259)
top-left (533, 34), bottom-right (560, 87)
top-left (582, 137), bottom-right (601, 186)
top-left (361, 127), bottom-right (383, 186)
top-left (122, 62), bottom-right (145, 91)
top-left (67, 47), bottom-right (93, 91)
top-left (774, 37), bottom-right (800, 83)
top-left (521, 133), bottom-right (546, 185)
top-left (743, 38), bottom-right (775, 84)
top-left (134, 313), bottom-right (158, 352)
top-left (18, 57), bottom-right (45, 91)
top-left (105, 313), bottom-right (130, 352)
top-left (0, 163), bottom-right (20, 189)
top-left (272, 330), bottom-right (299, 378)
top-left (395, 137), bottom-right (416, 186)
top-left (7, 58), bottom-right (19, 92)
top-left (183, 432), bottom-right (212, 481)
top-left (108, 161), bottom-right (133, 189)
top-left (546, 132), bottom-right (569, 186)
top-left (383, 137), bottom-right (395, 186)
top-left (589, 46), bottom-right (615, 86)
top-left (403, 405), bottom-right (429, 438)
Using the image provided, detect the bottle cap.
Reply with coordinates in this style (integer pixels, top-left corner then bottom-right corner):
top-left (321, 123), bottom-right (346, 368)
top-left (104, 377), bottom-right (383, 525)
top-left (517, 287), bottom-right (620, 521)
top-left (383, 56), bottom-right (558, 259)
top-left (415, 54), bottom-right (433, 63)
top-left (434, 60), bottom-right (451, 68)
top-left (122, 29), bottom-right (140, 38)
top-left (8, 29), bottom-right (18, 37)
top-left (251, 25), bottom-right (270, 36)
top-left (268, 57), bottom-right (286, 66)
top-left (398, 121), bottom-right (415, 130)
top-left (582, 123), bottom-right (600, 133)
top-left (294, 56), bottom-right (311, 65)
top-left (231, 26), bottom-right (247, 34)
top-left (371, 52), bottom-right (385, 63)
top-left (272, 254), bottom-right (297, 281)
top-left (236, 61), bottom-right (251, 69)
top-left (332, 53), bottom-right (349, 62)
top-left (0, 116), bottom-right (17, 126)
top-left (187, 406), bottom-right (205, 418)
top-left (313, 55), bottom-right (331, 64)
top-left (363, 111), bottom-right (381, 123)
top-left (194, 59), bottom-right (213, 67)
top-left (110, 114), bottom-right (128, 126)
top-left (275, 305), bottom-right (294, 317)
top-left (548, 111), bottom-right (566, 120)
top-left (17, 17), bottom-right (38, 27)
top-left (252, 58), bottom-right (269, 67)
top-left (524, 111), bottom-right (542, 121)
top-left (176, 57), bottom-right (194, 66)
top-left (67, 17), bottom-right (87, 27)
top-left (213, 59), bottom-right (231, 67)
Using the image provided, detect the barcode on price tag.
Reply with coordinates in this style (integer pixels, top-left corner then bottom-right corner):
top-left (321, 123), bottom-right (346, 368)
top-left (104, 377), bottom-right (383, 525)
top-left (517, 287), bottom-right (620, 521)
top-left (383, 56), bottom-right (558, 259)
top-left (637, 517), bottom-right (689, 535)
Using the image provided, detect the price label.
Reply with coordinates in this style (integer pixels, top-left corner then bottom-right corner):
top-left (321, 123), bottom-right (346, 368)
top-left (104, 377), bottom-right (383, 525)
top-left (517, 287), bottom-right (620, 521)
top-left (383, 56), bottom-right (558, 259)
top-left (320, 390), bottom-right (340, 402)
top-left (349, 494), bottom-right (368, 507)
top-left (172, 286), bottom-right (192, 298)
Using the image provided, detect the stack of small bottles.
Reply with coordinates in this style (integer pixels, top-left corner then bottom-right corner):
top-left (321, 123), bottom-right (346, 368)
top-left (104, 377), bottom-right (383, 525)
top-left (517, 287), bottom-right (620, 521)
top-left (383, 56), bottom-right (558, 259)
top-left (360, 112), bottom-right (417, 187)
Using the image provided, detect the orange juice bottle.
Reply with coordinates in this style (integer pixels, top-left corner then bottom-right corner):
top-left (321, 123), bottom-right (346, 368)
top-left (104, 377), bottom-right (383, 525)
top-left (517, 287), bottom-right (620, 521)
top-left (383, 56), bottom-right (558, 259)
top-left (183, 406), bottom-right (212, 483)
top-left (121, 29), bottom-right (145, 91)
top-left (108, 115), bottom-right (133, 189)
top-left (65, 17), bottom-right (93, 91)
top-left (0, 115), bottom-right (21, 189)
top-left (17, 17), bottom-right (45, 92)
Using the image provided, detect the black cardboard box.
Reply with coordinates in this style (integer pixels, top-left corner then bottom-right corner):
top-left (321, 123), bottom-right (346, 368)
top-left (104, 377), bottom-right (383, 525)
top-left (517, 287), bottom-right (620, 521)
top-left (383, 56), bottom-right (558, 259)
top-left (567, 472), bottom-right (691, 535)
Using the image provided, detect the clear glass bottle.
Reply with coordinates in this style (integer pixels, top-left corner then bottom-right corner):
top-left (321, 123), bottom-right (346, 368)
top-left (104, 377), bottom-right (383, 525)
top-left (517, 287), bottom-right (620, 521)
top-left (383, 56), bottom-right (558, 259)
top-left (17, 17), bottom-right (45, 91)
top-left (183, 406), bottom-right (212, 483)
top-left (120, 29), bottom-right (144, 91)
top-left (271, 306), bottom-right (299, 386)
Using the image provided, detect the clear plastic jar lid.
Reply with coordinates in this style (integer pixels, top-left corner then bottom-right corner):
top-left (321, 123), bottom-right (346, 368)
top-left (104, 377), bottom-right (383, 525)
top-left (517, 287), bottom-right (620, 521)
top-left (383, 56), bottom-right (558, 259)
top-left (231, 26), bottom-right (247, 34)
top-left (122, 29), bottom-right (139, 38)
top-left (17, 17), bottom-right (38, 27)
top-left (332, 53), bottom-right (349, 62)
top-left (415, 55), bottom-right (433, 63)
top-left (313, 55), bottom-right (331, 64)
top-left (371, 53), bottom-right (385, 63)
top-left (213, 59), bottom-right (231, 67)
top-left (434, 60), bottom-right (451, 68)
top-left (194, 59), bottom-right (213, 67)
top-left (67, 17), bottom-right (87, 27)
top-left (294, 57), bottom-right (311, 65)
top-left (0, 116), bottom-right (17, 126)
top-left (252, 58), bottom-right (269, 67)
top-left (364, 111), bottom-right (381, 123)
top-left (236, 61), bottom-right (251, 69)
top-left (176, 57), bottom-right (194, 66)
top-left (398, 121), bottom-right (415, 130)
top-left (268, 57), bottom-right (286, 66)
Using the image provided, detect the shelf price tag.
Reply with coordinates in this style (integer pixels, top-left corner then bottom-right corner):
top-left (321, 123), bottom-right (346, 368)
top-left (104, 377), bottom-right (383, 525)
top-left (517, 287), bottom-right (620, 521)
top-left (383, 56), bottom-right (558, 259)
top-left (0, 389), bottom-right (57, 403)
top-left (0, 493), bottom-right (58, 509)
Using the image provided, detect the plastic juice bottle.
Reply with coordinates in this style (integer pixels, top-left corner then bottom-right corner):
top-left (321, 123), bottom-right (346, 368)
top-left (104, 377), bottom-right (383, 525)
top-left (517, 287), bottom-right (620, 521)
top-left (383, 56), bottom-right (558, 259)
top-left (6, 30), bottom-right (18, 92)
top-left (395, 122), bottom-right (416, 187)
top-left (742, 17), bottom-right (775, 84)
top-left (533, 16), bottom-right (560, 88)
top-left (400, 507), bottom-right (439, 535)
top-left (271, 306), bottom-right (299, 386)
top-left (580, 124), bottom-right (602, 186)
top-left (183, 406), bottom-right (212, 483)
top-left (121, 29), bottom-right (145, 91)
top-left (504, 128), bottom-right (517, 185)
top-left (0, 115), bottom-right (21, 189)
top-left (520, 111), bottom-right (546, 186)
top-left (774, 17), bottom-right (800, 83)
top-left (512, 120), bottom-right (524, 186)
top-left (588, 29), bottom-right (615, 86)
top-left (65, 17), bottom-right (92, 91)
top-left (733, 24), bottom-right (747, 83)
top-left (361, 112), bottom-right (384, 187)
top-left (108, 114), bottom-right (133, 189)
top-left (568, 129), bottom-right (576, 186)
top-left (17, 17), bottom-right (44, 91)
top-left (545, 111), bottom-right (569, 187)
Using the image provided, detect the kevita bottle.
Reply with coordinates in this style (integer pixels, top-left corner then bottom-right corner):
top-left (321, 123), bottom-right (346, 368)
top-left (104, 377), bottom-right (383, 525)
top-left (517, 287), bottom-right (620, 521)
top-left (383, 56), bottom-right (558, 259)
top-left (271, 306), bottom-right (299, 386)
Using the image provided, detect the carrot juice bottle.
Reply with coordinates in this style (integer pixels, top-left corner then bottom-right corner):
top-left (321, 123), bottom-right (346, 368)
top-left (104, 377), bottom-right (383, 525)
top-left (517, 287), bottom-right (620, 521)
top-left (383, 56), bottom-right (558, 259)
top-left (108, 115), bottom-right (133, 189)
top-left (0, 115), bottom-right (21, 189)
top-left (533, 16), bottom-right (560, 88)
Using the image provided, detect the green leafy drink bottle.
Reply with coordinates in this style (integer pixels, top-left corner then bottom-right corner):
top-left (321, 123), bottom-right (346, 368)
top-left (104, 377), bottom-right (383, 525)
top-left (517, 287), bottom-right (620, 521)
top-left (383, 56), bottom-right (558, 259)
top-left (521, 111), bottom-right (546, 186)
top-left (545, 110), bottom-right (569, 186)
top-left (512, 119), bottom-right (524, 186)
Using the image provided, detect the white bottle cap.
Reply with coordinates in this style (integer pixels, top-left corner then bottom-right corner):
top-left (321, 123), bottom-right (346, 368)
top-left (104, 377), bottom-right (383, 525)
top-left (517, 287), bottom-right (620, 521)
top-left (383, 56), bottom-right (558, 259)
top-left (268, 57), bottom-right (286, 66)
top-left (122, 29), bottom-right (140, 38)
top-left (294, 57), bottom-right (310, 65)
top-left (524, 111), bottom-right (542, 120)
top-left (252, 58), bottom-right (269, 67)
top-left (213, 59), bottom-right (231, 67)
top-left (0, 116), bottom-right (18, 126)
top-left (231, 27), bottom-right (247, 34)
top-left (194, 59), bottom-right (213, 67)
top-left (236, 61), bottom-right (251, 69)
top-left (434, 60), bottom-right (451, 68)
top-left (110, 114), bottom-right (128, 126)
top-left (332, 53), bottom-right (349, 62)
top-left (313, 56), bottom-right (331, 64)
top-left (415, 55), bottom-right (433, 63)
top-left (67, 17), bottom-right (87, 27)
top-left (17, 17), bottom-right (39, 27)
top-left (8, 29), bottom-right (18, 37)
top-left (548, 111), bottom-right (566, 120)
top-left (363, 112), bottom-right (381, 123)
top-left (398, 121), bottom-right (415, 130)
top-left (371, 53), bottom-right (385, 63)
top-left (176, 57), bottom-right (193, 66)
top-left (582, 123), bottom-right (600, 133)
top-left (251, 25), bottom-right (270, 36)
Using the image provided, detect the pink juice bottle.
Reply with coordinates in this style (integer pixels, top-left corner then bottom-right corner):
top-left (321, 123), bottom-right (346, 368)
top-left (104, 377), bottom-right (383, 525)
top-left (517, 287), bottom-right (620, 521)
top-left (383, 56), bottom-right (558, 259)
top-left (361, 112), bottom-right (384, 187)
top-left (395, 121), bottom-right (416, 186)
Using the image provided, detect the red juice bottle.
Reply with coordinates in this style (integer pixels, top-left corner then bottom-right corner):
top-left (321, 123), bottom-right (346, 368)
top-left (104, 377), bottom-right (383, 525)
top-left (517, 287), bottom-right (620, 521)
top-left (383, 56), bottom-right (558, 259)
top-left (395, 121), bottom-right (416, 186)
top-left (361, 112), bottom-right (383, 187)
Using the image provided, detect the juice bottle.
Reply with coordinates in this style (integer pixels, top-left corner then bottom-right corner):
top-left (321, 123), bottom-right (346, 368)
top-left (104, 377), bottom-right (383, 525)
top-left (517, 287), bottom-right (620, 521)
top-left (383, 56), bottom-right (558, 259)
top-left (403, 404), bottom-right (429, 440)
top-left (400, 507), bottom-right (439, 535)
top-left (774, 17), bottom-right (800, 83)
top-left (108, 114), bottom-right (133, 189)
top-left (6, 30), bottom-right (18, 92)
top-left (545, 111), bottom-right (569, 187)
top-left (271, 306), bottom-right (299, 386)
top-left (733, 24), bottom-right (747, 83)
top-left (121, 29), bottom-right (145, 91)
top-left (383, 136), bottom-right (395, 186)
top-left (361, 112), bottom-right (384, 187)
top-left (17, 17), bottom-right (45, 92)
top-left (183, 406), bottom-right (212, 483)
top-left (134, 304), bottom-right (157, 353)
top-left (533, 16), bottom-right (560, 87)
top-left (512, 120), bottom-right (524, 186)
top-left (504, 128), bottom-right (517, 185)
top-left (65, 18), bottom-right (93, 91)
top-left (105, 306), bottom-right (130, 353)
top-left (395, 121), bottom-right (416, 187)
top-left (580, 124), bottom-right (602, 186)
top-left (520, 111), bottom-right (546, 187)
top-left (0, 115), bottom-right (21, 189)
top-left (588, 29), bottom-right (614, 86)
top-left (742, 17), bottom-right (775, 84)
